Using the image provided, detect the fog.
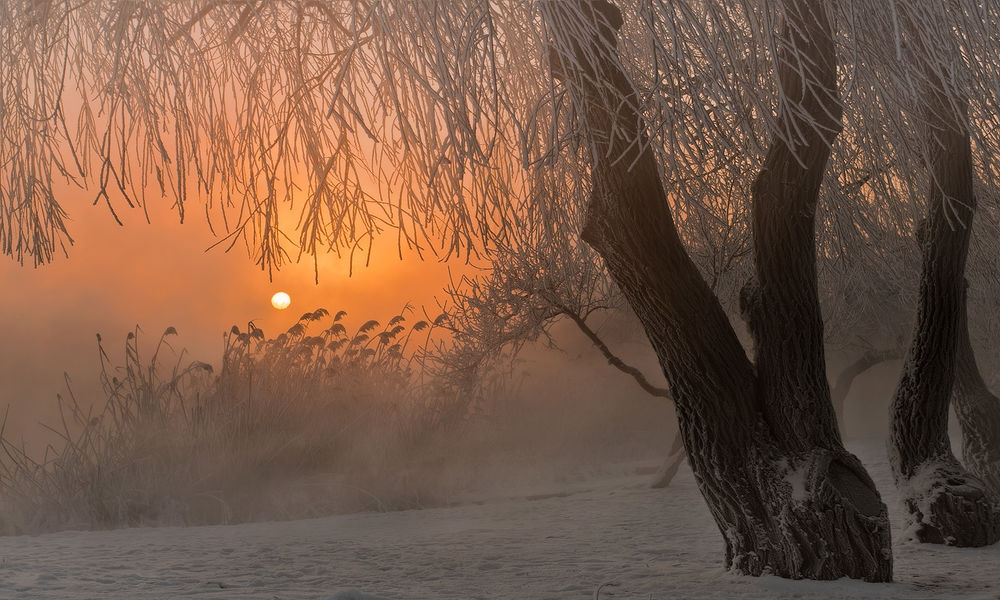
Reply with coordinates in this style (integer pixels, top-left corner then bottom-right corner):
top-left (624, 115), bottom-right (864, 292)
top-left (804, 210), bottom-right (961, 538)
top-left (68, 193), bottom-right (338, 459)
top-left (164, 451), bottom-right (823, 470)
top-left (4, 0), bottom-right (1000, 596)
top-left (0, 196), bottom-right (687, 532)
top-left (0, 194), bottom-right (452, 449)
top-left (0, 199), bottom-right (920, 534)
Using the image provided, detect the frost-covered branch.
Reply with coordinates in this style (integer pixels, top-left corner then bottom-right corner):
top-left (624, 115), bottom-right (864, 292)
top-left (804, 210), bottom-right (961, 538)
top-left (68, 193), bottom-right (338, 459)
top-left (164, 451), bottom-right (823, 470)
top-left (5, 1), bottom-right (1000, 277)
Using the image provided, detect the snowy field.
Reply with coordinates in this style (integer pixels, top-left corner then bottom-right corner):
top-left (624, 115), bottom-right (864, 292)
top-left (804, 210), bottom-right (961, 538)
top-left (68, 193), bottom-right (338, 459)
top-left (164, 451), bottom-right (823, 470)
top-left (1, 439), bottom-right (998, 600)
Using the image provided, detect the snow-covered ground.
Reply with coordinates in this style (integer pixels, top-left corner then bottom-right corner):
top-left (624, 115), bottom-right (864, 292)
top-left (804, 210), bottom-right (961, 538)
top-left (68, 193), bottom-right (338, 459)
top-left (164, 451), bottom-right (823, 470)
top-left (1, 439), bottom-right (998, 600)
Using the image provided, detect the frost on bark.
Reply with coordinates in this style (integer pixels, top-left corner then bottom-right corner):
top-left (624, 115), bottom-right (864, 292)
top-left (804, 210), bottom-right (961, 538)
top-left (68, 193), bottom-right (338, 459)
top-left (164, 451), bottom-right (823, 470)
top-left (543, 0), bottom-right (891, 581)
top-left (887, 9), bottom-right (1000, 546)
top-left (953, 298), bottom-right (1000, 495)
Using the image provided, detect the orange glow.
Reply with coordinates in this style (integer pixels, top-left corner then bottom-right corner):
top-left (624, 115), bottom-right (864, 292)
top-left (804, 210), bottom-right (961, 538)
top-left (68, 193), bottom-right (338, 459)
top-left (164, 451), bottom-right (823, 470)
top-left (0, 182), bottom-right (472, 446)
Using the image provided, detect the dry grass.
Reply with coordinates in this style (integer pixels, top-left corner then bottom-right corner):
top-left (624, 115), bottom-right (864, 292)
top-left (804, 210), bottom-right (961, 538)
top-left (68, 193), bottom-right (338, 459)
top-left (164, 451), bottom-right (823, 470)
top-left (0, 308), bottom-right (465, 534)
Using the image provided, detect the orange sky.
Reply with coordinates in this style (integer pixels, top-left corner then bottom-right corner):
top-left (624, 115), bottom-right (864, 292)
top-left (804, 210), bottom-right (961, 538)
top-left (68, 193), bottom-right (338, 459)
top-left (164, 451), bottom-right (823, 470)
top-left (0, 186), bottom-right (464, 441)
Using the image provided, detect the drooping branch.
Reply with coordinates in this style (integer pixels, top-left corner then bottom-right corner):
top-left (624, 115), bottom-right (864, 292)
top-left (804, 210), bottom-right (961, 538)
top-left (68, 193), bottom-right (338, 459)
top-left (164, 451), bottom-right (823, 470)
top-left (555, 305), bottom-right (669, 399)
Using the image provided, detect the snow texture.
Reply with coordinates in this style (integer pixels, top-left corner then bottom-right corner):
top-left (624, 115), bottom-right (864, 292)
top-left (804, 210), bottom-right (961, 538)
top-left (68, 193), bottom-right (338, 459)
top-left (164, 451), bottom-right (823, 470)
top-left (1, 440), bottom-right (998, 599)
top-left (776, 457), bottom-right (811, 504)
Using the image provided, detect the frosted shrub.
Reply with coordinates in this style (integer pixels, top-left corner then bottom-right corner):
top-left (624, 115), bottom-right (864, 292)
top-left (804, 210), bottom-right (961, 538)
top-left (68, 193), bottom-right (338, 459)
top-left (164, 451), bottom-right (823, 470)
top-left (0, 308), bottom-right (454, 534)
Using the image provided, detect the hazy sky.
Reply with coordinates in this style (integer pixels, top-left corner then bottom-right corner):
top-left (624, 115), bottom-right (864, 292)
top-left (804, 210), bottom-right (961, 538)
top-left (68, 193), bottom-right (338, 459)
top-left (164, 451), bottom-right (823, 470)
top-left (0, 188), bottom-right (460, 441)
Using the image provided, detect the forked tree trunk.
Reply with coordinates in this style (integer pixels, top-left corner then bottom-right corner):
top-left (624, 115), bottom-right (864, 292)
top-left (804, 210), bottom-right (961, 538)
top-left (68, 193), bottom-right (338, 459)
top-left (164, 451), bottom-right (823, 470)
top-left (542, 0), bottom-right (891, 581)
top-left (887, 8), bottom-right (1000, 547)
top-left (953, 299), bottom-right (1000, 494)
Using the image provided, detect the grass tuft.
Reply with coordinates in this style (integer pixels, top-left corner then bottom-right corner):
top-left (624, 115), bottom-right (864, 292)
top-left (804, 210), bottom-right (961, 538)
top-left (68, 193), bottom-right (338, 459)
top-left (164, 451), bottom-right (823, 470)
top-left (0, 308), bottom-right (461, 534)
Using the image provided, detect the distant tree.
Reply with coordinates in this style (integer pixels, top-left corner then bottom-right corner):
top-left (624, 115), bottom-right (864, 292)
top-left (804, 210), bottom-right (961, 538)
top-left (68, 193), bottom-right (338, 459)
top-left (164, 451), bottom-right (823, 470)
top-left (6, 0), bottom-right (1000, 581)
top-left (429, 196), bottom-right (688, 487)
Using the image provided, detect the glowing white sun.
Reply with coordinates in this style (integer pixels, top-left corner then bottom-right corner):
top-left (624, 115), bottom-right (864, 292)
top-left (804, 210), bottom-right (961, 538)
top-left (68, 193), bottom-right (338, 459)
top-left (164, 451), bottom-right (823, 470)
top-left (270, 291), bottom-right (291, 310)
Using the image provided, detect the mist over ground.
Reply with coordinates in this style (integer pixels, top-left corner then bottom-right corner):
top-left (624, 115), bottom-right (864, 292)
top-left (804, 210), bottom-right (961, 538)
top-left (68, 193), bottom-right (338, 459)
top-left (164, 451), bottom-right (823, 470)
top-left (0, 277), bottom-right (930, 537)
top-left (0, 195), bottom-right (452, 453)
top-left (0, 194), bottom-right (929, 535)
top-left (0, 296), bottom-right (679, 533)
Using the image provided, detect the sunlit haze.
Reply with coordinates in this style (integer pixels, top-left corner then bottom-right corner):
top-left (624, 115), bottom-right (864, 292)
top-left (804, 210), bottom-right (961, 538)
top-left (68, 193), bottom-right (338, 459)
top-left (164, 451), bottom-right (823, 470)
top-left (2, 0), bottom-right (999, 596)
top-left (0, 194), bottom-right (457, 443)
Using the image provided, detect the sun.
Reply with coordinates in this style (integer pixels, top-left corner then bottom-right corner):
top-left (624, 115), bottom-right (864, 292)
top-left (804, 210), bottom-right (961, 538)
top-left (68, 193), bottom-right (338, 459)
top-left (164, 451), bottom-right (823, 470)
top-left (270, 291), bottom-right (291, 310)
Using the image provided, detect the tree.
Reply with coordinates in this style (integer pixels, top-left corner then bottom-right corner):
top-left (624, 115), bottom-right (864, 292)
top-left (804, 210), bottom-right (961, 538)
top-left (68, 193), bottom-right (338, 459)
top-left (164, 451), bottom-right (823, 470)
top-left (6, 0), bottom-right (1000, 582)
top-left (430, 201), bottom-right (693, 487)
top-left (884, 2), bottom-right (1000, 546)
top-left (543, 0), bottom-right (891, 580)
top-left (953, 299), bottom-right (1000, 495)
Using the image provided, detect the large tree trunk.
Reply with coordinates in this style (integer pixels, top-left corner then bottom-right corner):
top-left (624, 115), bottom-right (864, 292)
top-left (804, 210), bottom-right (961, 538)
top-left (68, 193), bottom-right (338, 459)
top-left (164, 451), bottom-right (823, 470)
top-left (542, 0), bottom-right (891, 581)
top-left (887, 6), bottom-right (1000, 547)
top-left (953, 299), bottom-right (1000, 494)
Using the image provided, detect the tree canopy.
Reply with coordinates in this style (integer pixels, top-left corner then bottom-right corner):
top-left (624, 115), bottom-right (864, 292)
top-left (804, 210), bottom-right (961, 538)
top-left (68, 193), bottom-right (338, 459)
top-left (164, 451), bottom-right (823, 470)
top-left (4, 1), bottom-right (1000, 275)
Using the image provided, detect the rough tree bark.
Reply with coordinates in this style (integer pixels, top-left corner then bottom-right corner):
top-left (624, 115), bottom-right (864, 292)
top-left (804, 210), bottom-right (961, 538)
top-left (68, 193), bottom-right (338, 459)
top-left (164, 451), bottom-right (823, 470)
top-left (953, 297), bottom-right (1000, 494)
top-left (542, 0), bottom-right (891, 581)
top-left (887, 7), bottom-right (1000, 547)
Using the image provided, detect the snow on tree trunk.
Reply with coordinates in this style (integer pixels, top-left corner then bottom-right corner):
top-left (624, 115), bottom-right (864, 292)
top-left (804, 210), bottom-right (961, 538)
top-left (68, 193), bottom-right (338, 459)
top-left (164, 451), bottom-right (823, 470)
top-left (542, 0), bottom-right (891, 581)
top-left (953, 299), bottom-right (1000, 495)
top-left (887, 6), bottom-right (1000, 548)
